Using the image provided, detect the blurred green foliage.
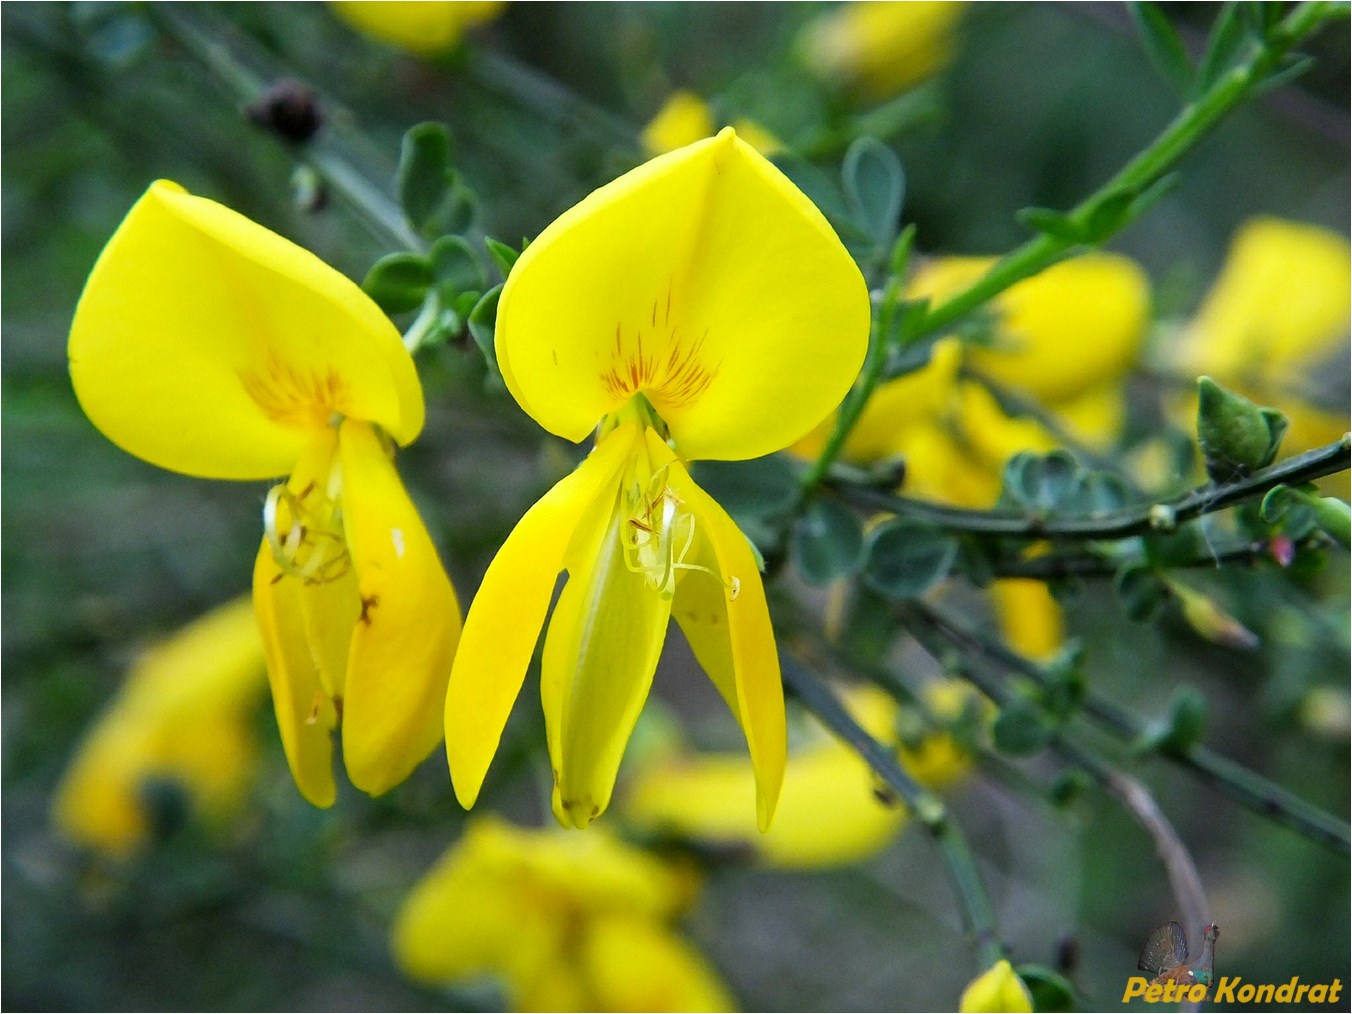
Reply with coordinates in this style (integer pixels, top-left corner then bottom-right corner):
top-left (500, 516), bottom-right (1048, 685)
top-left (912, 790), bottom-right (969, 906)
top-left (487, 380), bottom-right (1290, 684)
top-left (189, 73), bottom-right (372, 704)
top-left (3, 3), bottom-right (1348, 1010)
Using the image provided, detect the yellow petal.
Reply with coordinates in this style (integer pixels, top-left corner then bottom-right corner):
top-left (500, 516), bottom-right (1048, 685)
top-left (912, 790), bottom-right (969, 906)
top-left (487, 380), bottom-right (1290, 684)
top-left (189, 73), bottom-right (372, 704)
top-left (641, 91), bottom-right (716, 157)
top-left (1180, 217), bottom-right (1351, 384)
top-left (666, 455), bottom-right (786, 829)
top-left (542, 434), bottom-right (676, 828)
top-left (68, 180), bottom-right (422, 480)
top-left (800, 0), bottom-right (964, 99)
top-left (331, 1), bottom-right (503, 54)
top-left (920, 253), bottom-right (1149, 403)
top-left (624, 687), bottom-right (905, 869)
top-left (496, 128), bottom-right (869, 459)
top-left (581, 913), bottom-right (737, 1013)
top-left (254, 539), bottom-right (339, 808)
top-left (51, 597), bottom-right (267, 857)
top-left (336, 419), bottom-right (461, 795)
top-left (990, 578), bottom-right (1063, 662)
top-left (445, 424), bottom-right (641, 809)
top-left (959, 959), bottom-right (1034, 1013)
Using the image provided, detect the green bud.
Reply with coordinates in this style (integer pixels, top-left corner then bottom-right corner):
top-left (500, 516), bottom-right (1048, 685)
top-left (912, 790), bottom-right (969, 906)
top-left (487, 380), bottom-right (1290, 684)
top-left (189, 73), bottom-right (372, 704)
top-left (1196, 376), bottom-right (1287, 481)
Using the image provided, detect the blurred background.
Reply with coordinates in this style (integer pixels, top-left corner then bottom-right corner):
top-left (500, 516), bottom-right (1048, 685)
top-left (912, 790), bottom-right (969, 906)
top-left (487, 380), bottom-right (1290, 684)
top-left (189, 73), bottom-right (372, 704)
top-left (3, 2), bottom-right (1348, 1010)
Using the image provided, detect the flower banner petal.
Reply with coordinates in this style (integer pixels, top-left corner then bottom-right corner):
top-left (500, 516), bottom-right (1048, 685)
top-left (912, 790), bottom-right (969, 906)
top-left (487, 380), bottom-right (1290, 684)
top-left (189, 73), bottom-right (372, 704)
top-left (69, 181), bottom-right (422, 480)
top-left (253, 540), bottom-right (338, 808)
top-left (496, 129), bottom-right (869, 459)
top-left (445, 424), bottom-right (641, 809)
top-left (336, 420), bottom-right (461, 796)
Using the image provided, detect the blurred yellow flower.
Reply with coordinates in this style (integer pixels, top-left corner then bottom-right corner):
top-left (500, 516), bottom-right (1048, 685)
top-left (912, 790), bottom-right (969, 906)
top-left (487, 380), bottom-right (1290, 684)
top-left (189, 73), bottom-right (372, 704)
top-left (445, 128), bottom-right (869, 830)
top-left (68, 181), bottom-right (462, 808)
top-left (392, 817), bottom-right (733, 1012)
top-left (1172, 217), bottom-right (1350, 458)
top-left (959, 959), bottom-right (1034, 1013)
top-left (642, 91), bottom-right (783, 158)
top-left (52, 598), bottom-right (266, 859)
top-left (331, 1), bottom-right (503, 54)
top-left (622, 683), bottom-right (980, 868)
top-left (800, 1), bottom-right (965, 100)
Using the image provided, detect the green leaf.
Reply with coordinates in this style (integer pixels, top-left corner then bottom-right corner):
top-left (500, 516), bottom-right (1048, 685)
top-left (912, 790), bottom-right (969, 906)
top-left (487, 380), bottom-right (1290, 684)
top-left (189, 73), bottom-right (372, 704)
top-left (1193, 2), bottom-right (1254, 96)
top-left (1063, 470), bottom-right (1131, 517)
top-left (484, 236), bottom-right (521, 279)
top-left (888, 223), bottom-right (918, 278)
top-left (1016, 965), bottom-right (1078, 1013)
top-left (428, 235), bottom-right (486, 294)
top-left (1041, 641), bottom-right (1085, 720)
top-left (1251, 52), bottom-right (1317, 97)
top-left (772, 154), bottom-right (862, 240)
top-left (690, 455), bottom-right (800, 520)
top-left (792, 497), bottom-right (865, 585)
top-left (1114, 563), bottom-right (1167, 622)
top-left (993, 704), bottom-right (1053, 756)
top-left (841, 137), bottom-right (906, 247)
top-left (862, 519), bottom-right (959, 600)
top-left (835, 585), bottom-right (902, 668)
top-left (1015, 206), bottom-right (1086, 243)
top-left (1130, 3), bottom-right (1194, 94)
top-left (397, 122), bottom-right (456, 233)
top-left (467, 284), bottom-right (503, 370)
top-left (1149, 685), bottom-right (1209, 753)
top-left (361, 252), bottom-right (433, 314)
top-left (1002, 450), bottom-right (1081, 513)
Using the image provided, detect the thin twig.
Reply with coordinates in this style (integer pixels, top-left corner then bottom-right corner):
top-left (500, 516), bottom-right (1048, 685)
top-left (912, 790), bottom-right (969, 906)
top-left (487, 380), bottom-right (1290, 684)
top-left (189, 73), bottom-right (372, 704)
top-left (780, 654), bottom-right (1004, 969)
top-left (828, 435), bottom-right (1351, 539)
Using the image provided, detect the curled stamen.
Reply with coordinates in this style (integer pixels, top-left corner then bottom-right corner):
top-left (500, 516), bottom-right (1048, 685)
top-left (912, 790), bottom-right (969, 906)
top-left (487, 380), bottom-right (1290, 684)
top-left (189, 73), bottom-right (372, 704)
top-left (263, 479), bottom-right (351, 584)
top-left (621, 465), bottom-right (738, 601)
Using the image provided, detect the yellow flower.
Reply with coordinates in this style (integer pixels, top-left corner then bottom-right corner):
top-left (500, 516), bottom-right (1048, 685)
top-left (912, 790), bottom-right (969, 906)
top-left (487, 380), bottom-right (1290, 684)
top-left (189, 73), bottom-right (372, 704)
top-left (622, 682), bottom-right (983, 867)
top-left (800, 1), bottom-right (966, 100)
top-left (622, 686), bottom-right (906, 868)
top-left (51, 598), bottom-right (266, 858)
top-left (392, 817), bottom-right (734, 1012)
top-left (330, 1), bottom-right (504, 55)
top-left (1173, 217), bottom-right (1351, 458)
top-left (68, 181), bottom-right (461, 807)
top-left (959, 959), bottom-right (1033, 1013)
top-left (445, 128), bottom-right (870, 829)
top-left (642, 91), bottom-right (784, 158)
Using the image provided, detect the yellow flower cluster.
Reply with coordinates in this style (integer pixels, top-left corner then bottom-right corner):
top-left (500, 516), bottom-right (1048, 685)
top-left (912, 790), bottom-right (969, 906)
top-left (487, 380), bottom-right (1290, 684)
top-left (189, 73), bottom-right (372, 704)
top-left (393, 817), bottom-right (732, 1011)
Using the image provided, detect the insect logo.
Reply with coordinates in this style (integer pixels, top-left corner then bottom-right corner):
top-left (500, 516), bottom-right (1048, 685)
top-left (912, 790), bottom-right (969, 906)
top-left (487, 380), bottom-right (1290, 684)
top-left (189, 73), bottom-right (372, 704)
top-left (1136, 921), bottom-right (1219, 1003)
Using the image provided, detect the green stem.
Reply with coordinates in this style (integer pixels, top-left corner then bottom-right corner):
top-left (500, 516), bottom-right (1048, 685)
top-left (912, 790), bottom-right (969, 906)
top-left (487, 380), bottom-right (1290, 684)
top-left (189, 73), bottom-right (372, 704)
top-left (780, 655), bottom-right (1004, 968)
top-left (907, 601), bottom-right (1351, 852)
top-left (152, 8), bottom-right (423, 253)
top-left (828, 434), bottom-right (1351, 539)
top-left (799, 263), bottom-right (907, 491)
top-left (907, 2), bottom-right (1336, 348)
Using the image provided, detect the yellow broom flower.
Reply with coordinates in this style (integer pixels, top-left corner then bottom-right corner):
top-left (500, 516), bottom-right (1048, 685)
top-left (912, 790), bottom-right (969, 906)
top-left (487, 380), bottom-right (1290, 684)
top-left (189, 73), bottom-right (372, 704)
top-left (68, 181), bottom-right (461, 807)
top-left (446, 128), bottom-right (870, 829)
top-left (331, 1), bottom-right (504, 55)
